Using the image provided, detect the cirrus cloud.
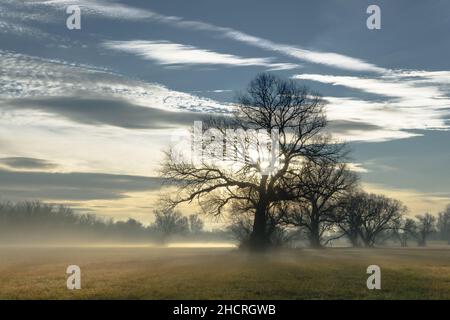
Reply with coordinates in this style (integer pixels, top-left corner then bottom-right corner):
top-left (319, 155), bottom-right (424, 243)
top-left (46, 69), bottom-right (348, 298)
top-left (102, 40), bottom-right (299, 70)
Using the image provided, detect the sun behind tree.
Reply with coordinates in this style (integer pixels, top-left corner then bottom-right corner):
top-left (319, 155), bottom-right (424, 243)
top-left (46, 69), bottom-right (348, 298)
top-left (161, 73), bottom-right (348, 251)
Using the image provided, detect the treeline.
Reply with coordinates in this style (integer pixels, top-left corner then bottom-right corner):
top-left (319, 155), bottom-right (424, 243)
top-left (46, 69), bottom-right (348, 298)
top-left (0, 201), bottom-right (229, 244)
top-left (228, 192), bottom-right (450, 248)
top-left (333, 194), bottom-right (450, 247)
top-left (0, 199), bottom-right (448, 248)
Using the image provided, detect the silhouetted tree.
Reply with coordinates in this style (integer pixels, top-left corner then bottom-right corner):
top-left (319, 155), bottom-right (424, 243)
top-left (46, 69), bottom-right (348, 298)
top-left (335, 192), bottom-right (406, 247)
top-left (162, 73), bottom-right (343, 251)
top-left (437, 206), bottom-right (450, 245)
top-left (188, 214), bottom-right (204, 234)
top-left (153, 208), bottom-right (189, 242)
top-left (415, 213), bottom-right (436, 247)
top-left (334, 192), bottom-right (364, 247)
top-left (281, 159), bottom-right (357, 248)
top-left (114, 218), bottom-right (148, 240)
top-left (227, 211), bottom-right (257, 248)
top-left (392, 218), bottom-right (417, 247)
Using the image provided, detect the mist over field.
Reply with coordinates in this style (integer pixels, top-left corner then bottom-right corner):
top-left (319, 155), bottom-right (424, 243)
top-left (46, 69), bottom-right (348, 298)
top-left (0, 246), bottom-right (449, 300)
top-left (0, 201), bottom-right (234, 247)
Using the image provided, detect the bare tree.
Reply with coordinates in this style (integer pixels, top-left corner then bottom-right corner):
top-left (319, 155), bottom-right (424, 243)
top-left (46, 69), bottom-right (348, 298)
top-left (153, 208), bottom-right (189, 242)
top-left (281, 160), bottom-right (358, 248)
top-left (392, 218), bottom-right (417, 247)
top-left (161, 73), bottom-right (342, 250)
top-left (415, 213), bottom-right (436, 247)
top-left (335, 192), bottom-right (406, 247)
top-left (437, 206), bottom-right (450, 245)
top-left (188, 214), bottom-right (204, 234)
top-left (227, 210), bottom-right (254, 247)
top-left (334, 192), bottom-right (365, 247)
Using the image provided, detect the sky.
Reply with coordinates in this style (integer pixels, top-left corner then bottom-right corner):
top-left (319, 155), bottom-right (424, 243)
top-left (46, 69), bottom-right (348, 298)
top-left (0, 0), bottom-right (449, 224)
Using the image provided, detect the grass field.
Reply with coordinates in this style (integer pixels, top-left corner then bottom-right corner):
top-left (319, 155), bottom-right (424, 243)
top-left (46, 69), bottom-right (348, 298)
top-left (0, 246), bottom-right (449, 299)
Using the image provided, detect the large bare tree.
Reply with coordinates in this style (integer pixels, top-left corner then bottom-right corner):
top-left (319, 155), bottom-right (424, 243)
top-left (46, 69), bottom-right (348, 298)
top-left (161, 73), bottom-right (342, 250)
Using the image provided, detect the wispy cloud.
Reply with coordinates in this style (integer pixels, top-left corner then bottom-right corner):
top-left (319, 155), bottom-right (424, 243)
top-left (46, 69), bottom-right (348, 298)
top-left (0, 50), bottom-right (229, 113)
top-left (398, 71), bottom-right (450, 85)
top-left (347, 163), bottom-right (369, 173)
top-left (324, 96), bottom-right (445, 141)
top-left (217, 32), bottom-right (386, 73)
top-left (293, 74), bottom-right (444, 99)
top-left (139, 10), bottom-right (386, 72)
top-left (7, 96), bottom-right (211, 129)
top-left (31, 0), bottom-right (385, 73)
top-left (0, 50), bottom-right (230, 177)
top-left (0, 157), bottom-right (57, 170)
top-left (0, 0), bottom-right (69, 40)
top-left (130, 7), bottom-right (385, 72)
top-left (0, 168), bottom-right (163, 201)
top-left (103, 40), bottom-right (299, 70)
top-left (326, 119), bottom-right (418, 142)
top-left (32, 0), bottom-right (154, 21)
top-left (291, 72), bottom-right (450, 141)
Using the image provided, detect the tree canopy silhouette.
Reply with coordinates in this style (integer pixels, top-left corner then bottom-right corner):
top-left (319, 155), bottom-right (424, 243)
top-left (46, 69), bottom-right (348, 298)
top-left (161, 73), bottom-right (346, 250)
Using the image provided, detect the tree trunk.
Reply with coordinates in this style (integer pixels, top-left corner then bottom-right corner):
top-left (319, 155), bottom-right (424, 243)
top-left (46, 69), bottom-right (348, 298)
top-left (359, 230), bottom-right (374, 247)
top-left (248, 199), bottom-right (270, 251)
top-left (309, 219), bottom-right (322, 249)
top-left (418, 238), bottom-right (426, 247)
top-left (417, 232), bottom-right (427, 247)
top-left (349, 236), bottom-right (359, 247)
top-left (309, 233), bottom-right (322, 248)
top-left (248, 176), bottom-right (271, 251)
top-left (362, 236), bottom-right (374, 248)
top-left (400, 236), bottom-right (408, 247)
top-left (347, 229), bottom-right (360, 247)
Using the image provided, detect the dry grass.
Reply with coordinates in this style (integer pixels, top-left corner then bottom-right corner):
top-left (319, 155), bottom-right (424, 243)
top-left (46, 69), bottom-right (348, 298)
top-left (0, 246), bottom-right (449, 299)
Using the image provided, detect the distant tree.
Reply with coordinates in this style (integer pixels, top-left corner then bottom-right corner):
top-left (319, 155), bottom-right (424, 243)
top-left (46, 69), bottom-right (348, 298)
top-left (359, 194), bottom-right (406, 247)
top-left (335, 192), bottom-right (406, 247)
top-left (392, 218), bottom-right (417, 247)
top-left (114, 218), bottom-right (146, 240)
top-left (281, 159), bottom-right (357, 248)
top-left (0, 200), bottom-right (230, 244)
top-left (437, 206), bottom-right (450, 245)
top-left (415, 213), bottom-right (436, 247)
top-left (334, 192), bottom-right (364, 247)
top-left (0, 200), bottom-right (113, 240)
top-left (153, 208), bottom-right (189, 242)
top-left (188, 214), bottom-right (204, 234)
